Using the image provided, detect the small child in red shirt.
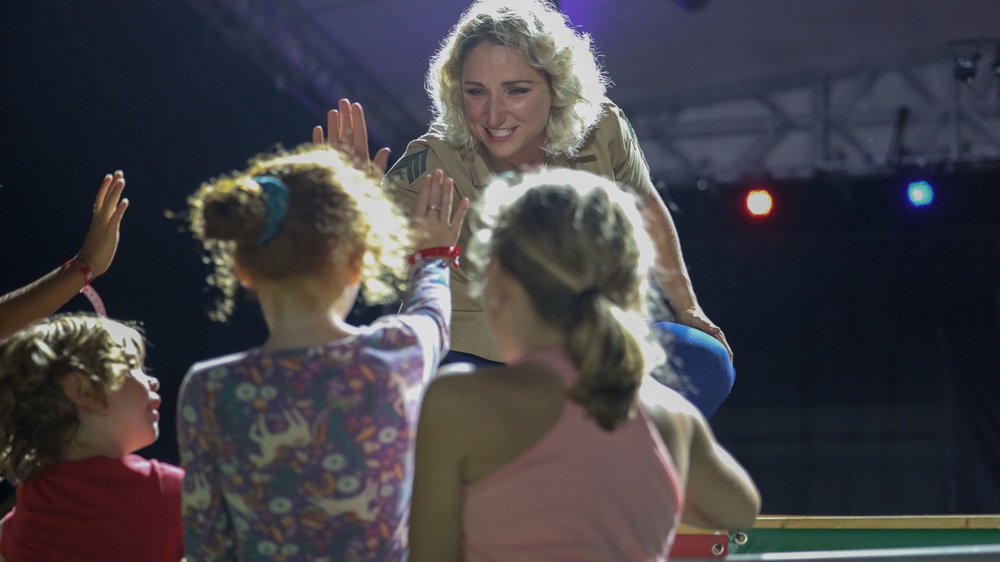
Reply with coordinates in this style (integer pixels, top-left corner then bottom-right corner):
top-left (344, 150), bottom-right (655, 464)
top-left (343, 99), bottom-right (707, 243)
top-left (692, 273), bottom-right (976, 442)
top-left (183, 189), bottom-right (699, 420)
top-left (0, 313), bottom-right (184, 562)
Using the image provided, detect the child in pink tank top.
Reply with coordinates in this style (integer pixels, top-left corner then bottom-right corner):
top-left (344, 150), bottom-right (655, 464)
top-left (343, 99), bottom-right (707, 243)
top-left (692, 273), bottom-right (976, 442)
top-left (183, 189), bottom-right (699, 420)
top-left (409, 168), bottom-right (761, 562)
top-left (463, 347), bottom-right (684, 562)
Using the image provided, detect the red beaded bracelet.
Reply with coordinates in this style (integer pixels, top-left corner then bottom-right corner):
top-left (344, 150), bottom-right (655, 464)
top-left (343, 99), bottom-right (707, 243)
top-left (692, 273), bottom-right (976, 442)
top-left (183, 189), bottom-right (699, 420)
top-left (63, 257), bottom-right (107, 317)
top-left (407, 245), bottom-right (461, 268)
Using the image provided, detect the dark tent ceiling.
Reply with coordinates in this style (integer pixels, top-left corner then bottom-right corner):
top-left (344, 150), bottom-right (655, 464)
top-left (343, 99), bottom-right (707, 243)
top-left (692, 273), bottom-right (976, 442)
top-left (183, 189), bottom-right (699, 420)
top-left (187, 0), bottom-right (1000, 185)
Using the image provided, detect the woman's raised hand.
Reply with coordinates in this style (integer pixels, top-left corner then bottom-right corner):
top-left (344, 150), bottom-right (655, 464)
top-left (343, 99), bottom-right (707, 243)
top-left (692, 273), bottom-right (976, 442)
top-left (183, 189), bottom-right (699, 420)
top-left (312, 98), bottom-right (391, 176)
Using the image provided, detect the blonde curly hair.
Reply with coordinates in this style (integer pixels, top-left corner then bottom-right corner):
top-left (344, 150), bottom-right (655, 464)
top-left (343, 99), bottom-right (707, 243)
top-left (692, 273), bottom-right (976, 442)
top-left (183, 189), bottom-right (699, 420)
top-left (188, 145), bottom-right (412, 321)
top-left (0, 313), bottom-right (145, 484)
top-left (427, 0), bottom-right (609, 158)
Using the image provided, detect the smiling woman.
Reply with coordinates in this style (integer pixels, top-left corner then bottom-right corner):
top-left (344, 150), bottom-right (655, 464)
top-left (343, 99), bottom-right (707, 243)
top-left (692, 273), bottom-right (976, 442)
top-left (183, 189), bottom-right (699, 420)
top-left (382, 0), bottom-right (735, 417)
top-left (406, 168), bottom-right (760, 562)
top-left (460, 42), bottom-right (554, 168)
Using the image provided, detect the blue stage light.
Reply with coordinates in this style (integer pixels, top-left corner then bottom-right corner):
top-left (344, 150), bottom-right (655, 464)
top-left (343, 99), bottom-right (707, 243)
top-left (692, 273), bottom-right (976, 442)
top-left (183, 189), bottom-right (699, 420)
top-left (907, 181), bottom-right (934, 207)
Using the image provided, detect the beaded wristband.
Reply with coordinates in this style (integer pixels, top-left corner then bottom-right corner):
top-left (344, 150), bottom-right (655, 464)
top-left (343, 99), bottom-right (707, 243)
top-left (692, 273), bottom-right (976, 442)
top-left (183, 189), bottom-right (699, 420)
top-left (407, 245), bottom-right (461, 269)
top-left (63, 257), bottom-right (94, 285)
top-left (63, 258), bottom-right (108, 317)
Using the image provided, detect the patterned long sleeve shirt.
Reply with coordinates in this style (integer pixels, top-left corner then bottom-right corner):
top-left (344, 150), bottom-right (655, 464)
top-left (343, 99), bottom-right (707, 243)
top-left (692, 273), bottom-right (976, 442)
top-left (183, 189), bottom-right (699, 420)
top-left (178, 259), bottom-right (451, 562)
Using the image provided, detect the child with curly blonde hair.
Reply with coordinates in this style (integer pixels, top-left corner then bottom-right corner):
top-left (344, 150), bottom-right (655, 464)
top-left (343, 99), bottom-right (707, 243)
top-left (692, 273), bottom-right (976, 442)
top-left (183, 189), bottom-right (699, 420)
top-left (0, 313), bottom-right (183, 562)
top-left (179, 134), bottom-right (467, 561)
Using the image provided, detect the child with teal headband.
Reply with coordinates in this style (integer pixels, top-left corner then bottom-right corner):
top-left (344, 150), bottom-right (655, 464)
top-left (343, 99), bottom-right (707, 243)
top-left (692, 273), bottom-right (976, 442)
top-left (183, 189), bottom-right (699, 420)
top-left (180, 121), bottom-right (468, 560)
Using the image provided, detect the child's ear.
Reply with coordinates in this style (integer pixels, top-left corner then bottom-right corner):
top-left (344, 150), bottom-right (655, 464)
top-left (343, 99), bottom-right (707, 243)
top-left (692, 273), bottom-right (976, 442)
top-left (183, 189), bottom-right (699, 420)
top-left (490, 260), bottom-right (515, 298)
top-left (484, 260), bottom-right (514, 312)
top-left (346, 250), bottom-right (365, 286)
top-left (233, 255), bottom-right (255, 290)
top-left (61, 372), bottom-right (105, 412)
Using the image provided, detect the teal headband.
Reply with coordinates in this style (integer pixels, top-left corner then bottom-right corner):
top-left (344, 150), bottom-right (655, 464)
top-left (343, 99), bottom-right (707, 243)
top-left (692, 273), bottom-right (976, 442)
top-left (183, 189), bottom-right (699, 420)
top-left (253, 175), bottom-right (289, 246)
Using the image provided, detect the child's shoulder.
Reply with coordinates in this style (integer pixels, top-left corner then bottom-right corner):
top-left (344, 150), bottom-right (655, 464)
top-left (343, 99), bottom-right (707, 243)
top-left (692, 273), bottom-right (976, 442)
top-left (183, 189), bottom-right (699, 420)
top-left (425, 362), bottom-right (532, 409)
top-left (432, 361), bottom-right (503, 386)
top-left (178, 351), bottom-right (252, 402)
top-left (122, 455), bottom-right (184, 483)
top-left (419, 364), bottom-right (502, 438)
top-left (191, 349), bottom-right (252, 371)
top-left (185, 350), bottom-right (252, 379)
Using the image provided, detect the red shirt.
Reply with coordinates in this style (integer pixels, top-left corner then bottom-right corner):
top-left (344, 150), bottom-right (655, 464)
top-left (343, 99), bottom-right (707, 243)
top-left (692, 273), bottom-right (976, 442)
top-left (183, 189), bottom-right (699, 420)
top-left (1, 455), bottom-right (184, 562)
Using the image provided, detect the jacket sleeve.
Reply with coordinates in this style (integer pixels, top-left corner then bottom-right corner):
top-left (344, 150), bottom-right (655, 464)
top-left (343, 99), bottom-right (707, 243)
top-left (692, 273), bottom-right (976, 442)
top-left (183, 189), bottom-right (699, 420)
top-left (605, 103), bottom-right (655, 200)
top-left (387, 139), bottom-right (434, 211)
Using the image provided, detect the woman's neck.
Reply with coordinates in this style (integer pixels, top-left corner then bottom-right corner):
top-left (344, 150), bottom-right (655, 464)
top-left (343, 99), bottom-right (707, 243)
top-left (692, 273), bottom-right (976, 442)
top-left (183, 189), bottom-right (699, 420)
top-left (504, 148), bottom-right (549, 171)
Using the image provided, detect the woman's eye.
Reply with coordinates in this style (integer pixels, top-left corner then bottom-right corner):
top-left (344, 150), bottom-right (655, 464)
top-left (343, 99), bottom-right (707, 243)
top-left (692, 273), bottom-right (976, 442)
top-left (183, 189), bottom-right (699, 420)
top-left (465, 88), bottom-right (485, 96)
top-left (509, 87), bottom-right (529, 95)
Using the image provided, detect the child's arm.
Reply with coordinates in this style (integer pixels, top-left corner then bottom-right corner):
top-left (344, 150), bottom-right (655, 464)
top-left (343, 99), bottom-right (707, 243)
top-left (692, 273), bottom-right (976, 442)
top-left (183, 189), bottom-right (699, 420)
top-left (680, 411), bottom-right (761, 530)
top-left (641, 377), bottom-right (760, 530)
top-left (399, 258), bottom-right (454, 369)
top-left (397, 170), bottom-right (469, 368)
top-left (0, 172), bottom-right (127, 338)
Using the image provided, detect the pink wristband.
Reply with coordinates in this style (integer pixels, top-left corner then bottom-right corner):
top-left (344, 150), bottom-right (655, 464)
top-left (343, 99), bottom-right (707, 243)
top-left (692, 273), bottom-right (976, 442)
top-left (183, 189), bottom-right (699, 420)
top-left (63, 258), bottom-right (107, 317)
top-left (80, 285), bottom-right (107, 317)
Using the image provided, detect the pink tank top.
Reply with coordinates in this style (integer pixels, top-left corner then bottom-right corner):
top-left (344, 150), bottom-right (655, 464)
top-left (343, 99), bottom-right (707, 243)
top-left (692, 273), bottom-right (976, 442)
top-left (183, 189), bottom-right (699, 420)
top-left (462, 348), bottom-right (684, 562)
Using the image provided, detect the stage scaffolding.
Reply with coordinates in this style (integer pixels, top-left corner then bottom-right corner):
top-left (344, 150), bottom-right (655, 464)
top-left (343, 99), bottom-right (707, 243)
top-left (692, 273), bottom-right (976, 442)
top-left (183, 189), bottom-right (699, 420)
top-left (185, 0), bottom-right (1000, 188)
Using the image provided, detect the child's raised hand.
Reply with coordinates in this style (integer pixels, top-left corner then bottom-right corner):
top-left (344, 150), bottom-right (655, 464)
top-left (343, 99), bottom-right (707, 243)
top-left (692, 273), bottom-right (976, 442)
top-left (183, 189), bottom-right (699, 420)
top-left (412, 169), bottom-right (468, 251)
top-left (77, 171), bottom-right (128, 276)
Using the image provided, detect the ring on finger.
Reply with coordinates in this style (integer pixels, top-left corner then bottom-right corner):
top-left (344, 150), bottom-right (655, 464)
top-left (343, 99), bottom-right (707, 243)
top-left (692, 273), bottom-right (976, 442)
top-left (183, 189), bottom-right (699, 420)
top-left (428, 204), bottom-right (443, 212)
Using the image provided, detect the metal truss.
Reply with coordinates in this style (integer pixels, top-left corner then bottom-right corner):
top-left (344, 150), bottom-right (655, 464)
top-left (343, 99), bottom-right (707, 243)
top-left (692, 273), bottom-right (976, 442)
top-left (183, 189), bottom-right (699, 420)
top-left (625, 44), bottom-right (1000, 188)
top-left (183, 0), bottom-right (424, 151)
top-left (180, 0), bottom-right (1000, 187)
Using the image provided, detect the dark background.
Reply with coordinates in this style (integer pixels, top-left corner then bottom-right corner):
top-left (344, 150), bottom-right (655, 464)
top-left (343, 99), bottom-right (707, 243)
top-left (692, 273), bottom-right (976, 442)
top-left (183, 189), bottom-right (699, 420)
top-left (2, 1), bottom-right (998, 515)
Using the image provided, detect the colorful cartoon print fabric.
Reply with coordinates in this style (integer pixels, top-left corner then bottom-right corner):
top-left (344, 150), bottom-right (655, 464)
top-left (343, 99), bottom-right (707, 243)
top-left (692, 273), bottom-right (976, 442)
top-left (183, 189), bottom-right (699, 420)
top-left (178, 260), bottom-right (450, 561)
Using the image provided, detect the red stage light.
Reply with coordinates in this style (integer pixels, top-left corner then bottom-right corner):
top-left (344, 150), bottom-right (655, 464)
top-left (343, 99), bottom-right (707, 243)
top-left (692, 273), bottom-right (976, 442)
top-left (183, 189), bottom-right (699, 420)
top-left (745, 189), bottom-right (774, 217)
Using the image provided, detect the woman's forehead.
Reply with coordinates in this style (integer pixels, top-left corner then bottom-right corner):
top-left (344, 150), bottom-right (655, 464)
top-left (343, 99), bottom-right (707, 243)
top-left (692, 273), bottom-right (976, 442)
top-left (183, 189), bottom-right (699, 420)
top-left (462, 43), bottom-right (536, 78)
